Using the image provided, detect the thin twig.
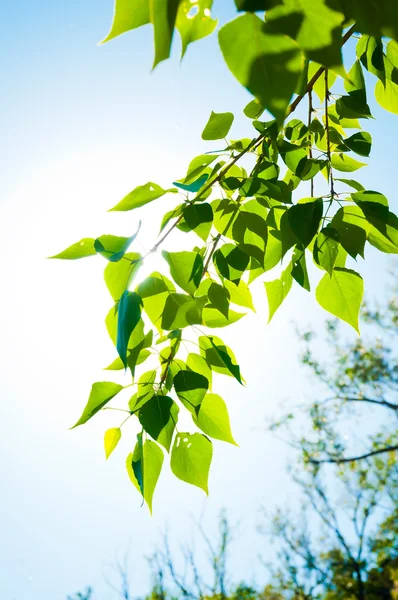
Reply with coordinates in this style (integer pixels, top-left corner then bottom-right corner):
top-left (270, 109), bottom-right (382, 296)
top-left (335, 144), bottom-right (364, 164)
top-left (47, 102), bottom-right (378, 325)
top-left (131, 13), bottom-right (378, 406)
top-left (310, 444), bottom-right (398, 464)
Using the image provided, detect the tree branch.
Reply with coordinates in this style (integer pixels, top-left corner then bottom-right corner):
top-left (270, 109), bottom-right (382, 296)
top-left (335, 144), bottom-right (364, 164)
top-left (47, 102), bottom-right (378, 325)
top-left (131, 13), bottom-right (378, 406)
top-left (310, 445), bottom-right (398, 464)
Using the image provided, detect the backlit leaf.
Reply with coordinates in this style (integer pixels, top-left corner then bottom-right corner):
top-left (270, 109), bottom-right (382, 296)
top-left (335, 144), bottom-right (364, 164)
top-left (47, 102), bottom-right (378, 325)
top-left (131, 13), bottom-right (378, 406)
top-left (50, 238), bottom-right (96, 260)
top-left (71, 382), bottom-right (124, 428)
top-left (264, 265), bottom-right (293, 323)
top-left (174, 369), bottom-right (209, 415)
top-left (104, 427), bottom-right (121, 459)
top-left (316, 267), bottom-right (364, 332)
top-left (193, 394), bottom-right (237, 445)
top-left (110, 182), bottom-right (176, 211)
top-left (219, 13), bottom-right (303, 123)
top-left (104, 252), bottom-right (142, 301)
top-left (162, 250), bottom-right (203, 295)
top-left (171, 432), bottom-right (212, 494)
top-left (202, 111), bottom-right (234, 140)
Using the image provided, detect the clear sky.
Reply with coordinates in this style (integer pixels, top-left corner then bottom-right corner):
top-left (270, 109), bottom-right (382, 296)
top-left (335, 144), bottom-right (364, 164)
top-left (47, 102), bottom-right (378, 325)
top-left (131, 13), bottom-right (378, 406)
top-left (1, 2), bottom-right (397, 599)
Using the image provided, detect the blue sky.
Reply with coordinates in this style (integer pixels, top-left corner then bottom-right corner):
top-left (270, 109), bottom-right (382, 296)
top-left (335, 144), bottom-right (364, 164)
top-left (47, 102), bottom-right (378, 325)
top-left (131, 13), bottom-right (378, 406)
top-left (1, 2), bottom-right (397, 599)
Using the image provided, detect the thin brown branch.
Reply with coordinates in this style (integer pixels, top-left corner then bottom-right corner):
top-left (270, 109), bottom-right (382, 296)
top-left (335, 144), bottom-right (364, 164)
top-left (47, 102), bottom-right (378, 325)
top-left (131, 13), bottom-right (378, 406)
top-left (310, 445), bottom-right (398, 465)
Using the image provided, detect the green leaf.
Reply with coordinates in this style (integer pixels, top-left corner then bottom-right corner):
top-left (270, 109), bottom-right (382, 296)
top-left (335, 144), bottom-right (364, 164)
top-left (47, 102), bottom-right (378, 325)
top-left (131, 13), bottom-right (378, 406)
top-left (116, 291), bottom-right (143, 367)
top-left (71, 382), bottom-right (124, 428)
top-left (288, 198), bottom-right (323, 248)
top-left (173, 370), bottom-right (209, 415)
top-left (375, 78), bottom-right (398, 114)
top-left (104, 427), bottom-right (121, 459)
top-left (176, 0), bottom-right (217, 58)
top-left (344, 132), bottom-right (372, 157)
top-left (351, 190), bottom-right (389, 224)
top-left (170, 432), bottom-right (212, 494)
top-left (291, 245), bottom-right (310, 291)
top-left (161, 294), bottom-right (207, 330)
top-left (193, 394), bottom-right (237, 445)
top-left (214, 243), bottom-right (250, 284)
top-left (223, 279), bottom-right (255, 311)
top-left (101, 0), bottom-right (150, 44)
top-left (202, 306), bottom-right (245, 328)
top-left (335, 178), bottom-right (365, 191)
top-left (356, 35), bottom-right (385, 82)
top-left (198, 335), bottom-right (239, 378)
top-left (162, 251), bottom-right (204, 295)
top-left (137, 272), bottom-right (175, 332)
top-left (218, 13), bottom-right (303, 124)
top-left (243, 98), bottom-right (265, 119)
top-left (316, 267), bottom-right (363, 333)
top-left (110, 183), bottom-right (176, 212)
top-left (201, 111), bottom-right (234, 140)
top-left (266, 0), bottom-right (345, 69)
top-left (343, 1), bottom-right (398, 42)
top-left (331, 206), bottom-right (368, 259)
top-left (231, 210), bottom-right (268, 266)
top-left (130, 370), bottom-right (157, 411)
top-left (367, 211), bottom-right (398, 253)
top-left (104, 252), bottom-right (142, 301)
top-left (50, 238), bottom-right (96, 260)
top-left (264, 265), bottom-right (293, 323)
top-left (186, 353), bottom-right (213, 389)
top-left (208, 283), bottom-right (230, 319)
top-left (182, 203), bottom-right (213, 242)
top-left (94, 223), bottom-right (141, 262)
top-left (126, 435), bottom-right (164, 513)
top-left (178, 154), bottom-right (217, 184)
top-left (208, 337), bottom-right (243, 384)
top-left (331, 153), bottom-right (366, 172)
top-left (313, 227), bottom-right (340, 275)
top-left (139, 396), bottom-right (179, 452)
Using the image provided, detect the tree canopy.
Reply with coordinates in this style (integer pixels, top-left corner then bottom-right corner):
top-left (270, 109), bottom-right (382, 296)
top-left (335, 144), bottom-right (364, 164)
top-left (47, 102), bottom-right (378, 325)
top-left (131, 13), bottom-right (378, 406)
top-left (53, 0), bottom-right (398, 509)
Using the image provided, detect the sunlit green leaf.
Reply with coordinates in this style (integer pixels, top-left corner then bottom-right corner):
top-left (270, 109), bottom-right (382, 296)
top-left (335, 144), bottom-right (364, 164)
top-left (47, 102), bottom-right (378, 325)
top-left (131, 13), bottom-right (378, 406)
top-left (110, 182), bottom-right (176, 211)
top-left (288, 198), bottom-right (323, 248)
top-left (313, 227), bottom-right (340, 275)
top-left (176, 0), bottom-right (217, 58)
top-left (316, 267), bottom-right (364, 332)
top-left (344, 132), bottom-right (372, 157)
top-left (137, 272), bottom-right (176, 332)
top-left (219, 13), bottom-right (303, 123)
top-left (174, 369), bottom-right (209, 415)
top-left (331, 153), bottom-right (366, 172)
top-left (104, 427), bottom-right (121, 459)
top-left (50, 238), bottom-right (96, 260)
top-left (126, 435), bottom-right (164, 513)
top-left (193, 394), bottom-right (237, 445)
top-left (162, 250), bottom-right (203, 295)
top-left (202, 111), bottom-right (234, 140)
top-left (161, 294), bottom-right (207, 330)
top-left (171, 432), bottom-right (212, 494)
top-left (71, 382), bottom-right (124, 428)
top-left (264, 265), bottom-right (293, 323)
top-left (223, 279), bottom-right (255, 311)
top-left (331, 206), bottom-right (368, 259)
top-left (130, 370), bottom-right (157, 412)
top-left (104, 252), bottom-right (142, 301)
